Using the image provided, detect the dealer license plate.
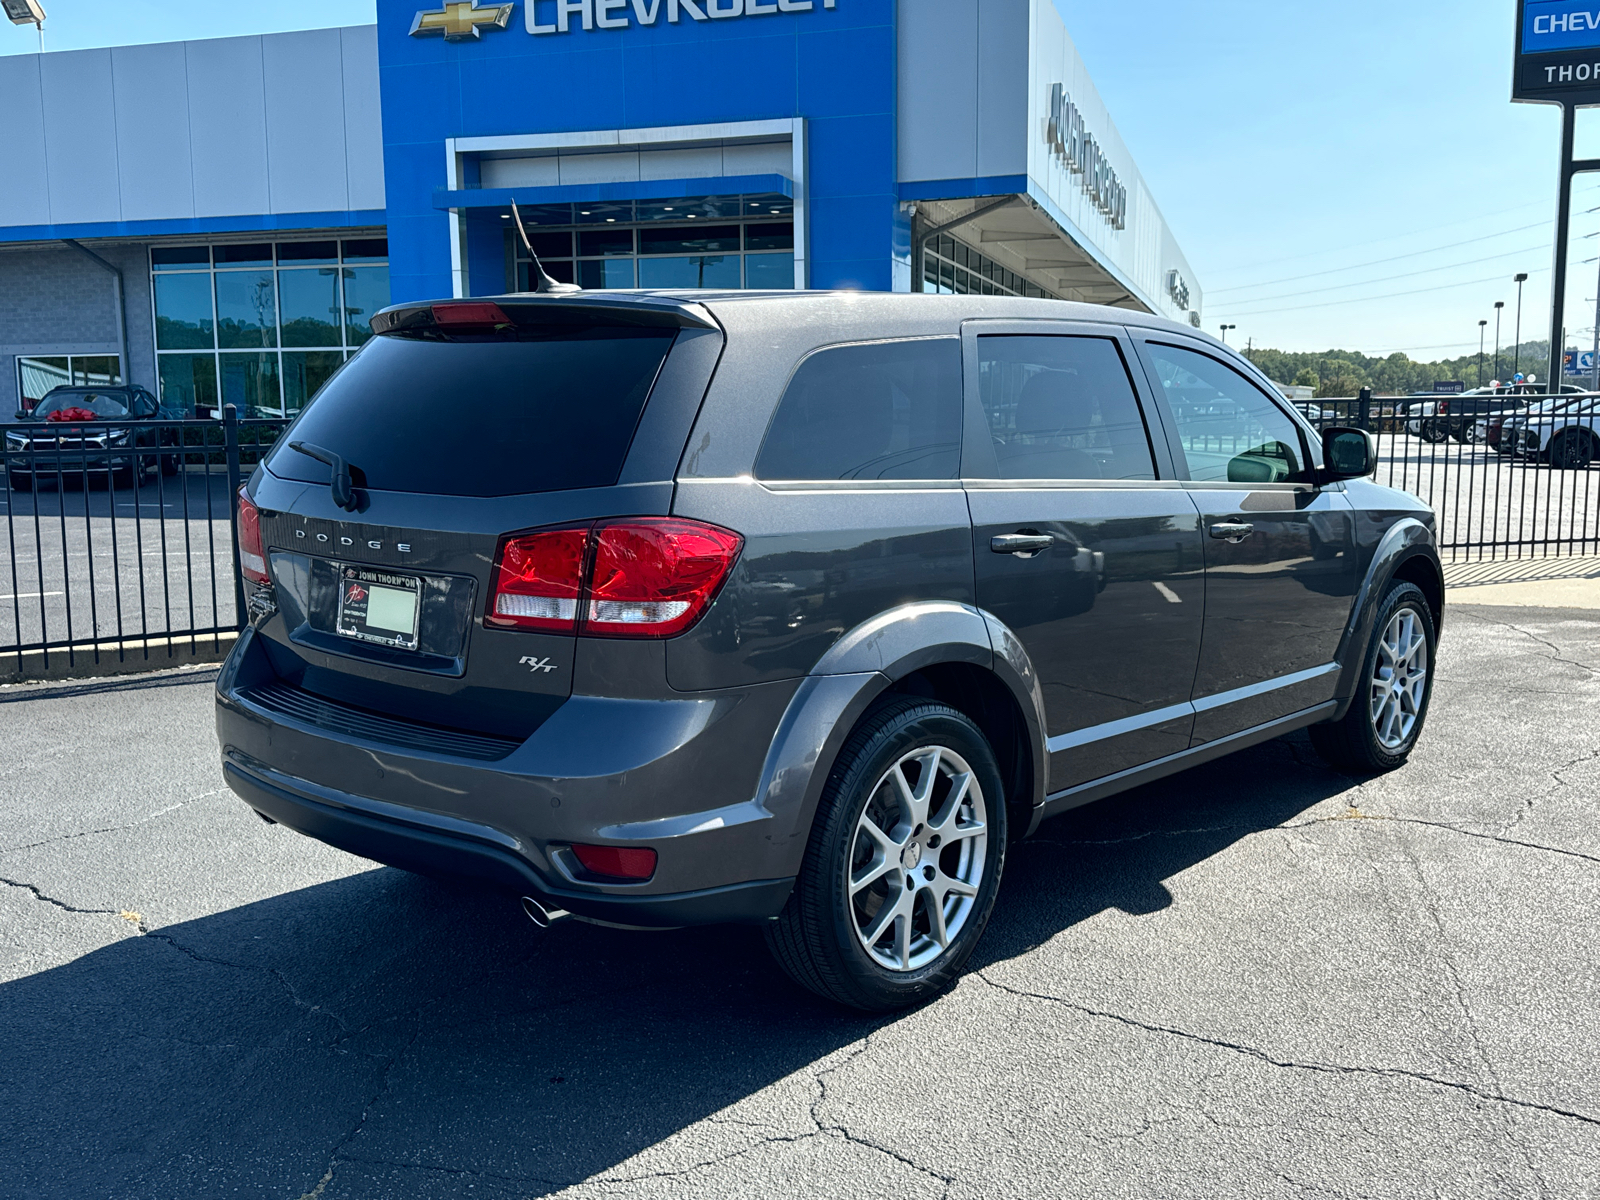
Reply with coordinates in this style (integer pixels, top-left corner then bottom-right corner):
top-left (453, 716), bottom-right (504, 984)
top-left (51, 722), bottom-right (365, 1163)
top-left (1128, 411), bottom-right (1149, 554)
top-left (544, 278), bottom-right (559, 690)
top-left (335, 566), bottom-right (421, 651)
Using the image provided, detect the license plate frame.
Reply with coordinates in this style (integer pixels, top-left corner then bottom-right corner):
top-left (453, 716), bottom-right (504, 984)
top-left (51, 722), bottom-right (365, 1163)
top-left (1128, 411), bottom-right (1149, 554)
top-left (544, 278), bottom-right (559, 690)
top-left (335, 565), bottom-right (422, 651)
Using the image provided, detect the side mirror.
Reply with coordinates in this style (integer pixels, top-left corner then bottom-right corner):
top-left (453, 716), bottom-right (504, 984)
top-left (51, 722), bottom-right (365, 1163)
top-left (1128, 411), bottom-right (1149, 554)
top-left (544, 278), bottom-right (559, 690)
top-left (1320, 426), bottom-right (1374, 483)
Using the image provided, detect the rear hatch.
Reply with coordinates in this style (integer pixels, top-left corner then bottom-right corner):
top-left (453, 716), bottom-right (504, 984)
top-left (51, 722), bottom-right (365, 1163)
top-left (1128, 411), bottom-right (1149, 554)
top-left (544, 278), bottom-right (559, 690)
top-left (243, 295), bottom-right (722, 743)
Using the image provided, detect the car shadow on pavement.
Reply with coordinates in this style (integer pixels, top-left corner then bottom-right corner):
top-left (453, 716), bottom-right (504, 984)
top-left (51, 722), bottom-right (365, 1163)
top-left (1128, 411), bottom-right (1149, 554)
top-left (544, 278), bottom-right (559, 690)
top-left (1, 732), bottom-right (1353, 1200)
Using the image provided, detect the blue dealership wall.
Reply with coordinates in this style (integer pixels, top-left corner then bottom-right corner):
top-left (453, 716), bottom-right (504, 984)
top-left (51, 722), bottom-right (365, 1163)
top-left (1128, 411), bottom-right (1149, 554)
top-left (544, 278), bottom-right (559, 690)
top-left (376, 0), bottom-right (898, 302)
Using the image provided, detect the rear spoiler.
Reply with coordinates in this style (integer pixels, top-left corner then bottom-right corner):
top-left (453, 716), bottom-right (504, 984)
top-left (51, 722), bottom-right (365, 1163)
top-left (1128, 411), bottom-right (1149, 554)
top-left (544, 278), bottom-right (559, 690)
top-left (371, 294), bottom-right (720, 336)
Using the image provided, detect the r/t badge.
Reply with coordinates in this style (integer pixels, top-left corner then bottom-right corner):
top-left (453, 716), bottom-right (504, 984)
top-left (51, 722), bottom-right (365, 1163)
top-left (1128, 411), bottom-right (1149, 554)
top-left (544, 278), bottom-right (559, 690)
top-left (519, 656), bottom-right (557, 674)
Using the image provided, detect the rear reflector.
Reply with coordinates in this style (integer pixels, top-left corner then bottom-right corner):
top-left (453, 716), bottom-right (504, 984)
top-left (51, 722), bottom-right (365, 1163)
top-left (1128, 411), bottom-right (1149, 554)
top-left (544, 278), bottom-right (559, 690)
top-left (571, 843), bottom-right (657, 881)
top-left (236, 487), bottom-right (269, 585)
top-left (486, 525), bottom-right (590, 632)
top-left (485, 518), bottom-right (742, 640)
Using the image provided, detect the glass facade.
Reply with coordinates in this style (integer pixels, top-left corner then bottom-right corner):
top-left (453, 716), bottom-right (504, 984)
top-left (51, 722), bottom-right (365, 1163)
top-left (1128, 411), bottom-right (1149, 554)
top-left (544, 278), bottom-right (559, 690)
top-left (15, 355), bottom-right (122, 412)
top-left (511, 194), bottom-right (795, 292)
top-left (150, 238), bottom-right (389, 417)
top-left (923, 234), bottom-right (1052, 299)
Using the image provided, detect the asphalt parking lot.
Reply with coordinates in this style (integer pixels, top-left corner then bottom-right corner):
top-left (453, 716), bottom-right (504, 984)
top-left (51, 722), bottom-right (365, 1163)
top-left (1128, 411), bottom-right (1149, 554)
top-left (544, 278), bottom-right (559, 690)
top-left (2, 602), bottom-right (1598, 1199)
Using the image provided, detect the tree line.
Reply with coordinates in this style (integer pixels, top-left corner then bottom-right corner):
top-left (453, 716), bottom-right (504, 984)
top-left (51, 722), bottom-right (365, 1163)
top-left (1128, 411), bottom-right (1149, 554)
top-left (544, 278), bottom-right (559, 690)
top-left (1243, 341), bottom-right (1552, 397)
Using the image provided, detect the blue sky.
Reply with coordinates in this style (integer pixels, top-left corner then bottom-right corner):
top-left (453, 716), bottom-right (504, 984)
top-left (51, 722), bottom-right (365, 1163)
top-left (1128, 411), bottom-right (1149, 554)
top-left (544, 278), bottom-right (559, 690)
top-left (1, 1), bottom-right (1581, 364)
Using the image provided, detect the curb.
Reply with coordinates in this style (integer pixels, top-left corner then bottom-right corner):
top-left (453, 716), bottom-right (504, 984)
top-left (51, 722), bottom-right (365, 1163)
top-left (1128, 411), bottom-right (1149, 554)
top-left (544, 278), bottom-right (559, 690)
top-left (0, 632), bottom-right (237, 685)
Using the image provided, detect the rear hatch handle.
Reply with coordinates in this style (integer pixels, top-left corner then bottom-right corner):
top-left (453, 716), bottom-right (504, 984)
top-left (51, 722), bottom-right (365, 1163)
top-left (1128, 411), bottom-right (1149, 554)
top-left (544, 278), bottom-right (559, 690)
top-left (288, 441), bottom-right (361, 512)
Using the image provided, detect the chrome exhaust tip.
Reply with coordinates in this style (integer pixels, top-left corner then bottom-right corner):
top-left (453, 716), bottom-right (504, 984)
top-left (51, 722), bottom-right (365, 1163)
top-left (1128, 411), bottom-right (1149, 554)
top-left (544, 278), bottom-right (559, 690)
top-left (520, 895), bottom-right (569, 928)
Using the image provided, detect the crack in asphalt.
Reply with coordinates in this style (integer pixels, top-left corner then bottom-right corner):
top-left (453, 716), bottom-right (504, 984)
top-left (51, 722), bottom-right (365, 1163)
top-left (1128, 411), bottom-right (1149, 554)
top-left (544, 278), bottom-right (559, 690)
top-left (0, 788), bottom-right (227, 856)
top-left (570, 1026), bottom-right (956, 1197)
top-left (1504, 746), bottom-right (1600, 834)
top-left (0, 874), bottom-right (124, 916)
top-left (331, 1154), bottom-right (561, 1191)
top-left (1392, 840), bottom-right (1553, 1198)
top-left (1454, 611), bottom-right (1600, 677)
top-left (973, 973), bottom-right (1600, 1132)
top-left (1024, 805), bottom-right (1600, 868)
top-left (138, 926), bottom-right (355, 1036)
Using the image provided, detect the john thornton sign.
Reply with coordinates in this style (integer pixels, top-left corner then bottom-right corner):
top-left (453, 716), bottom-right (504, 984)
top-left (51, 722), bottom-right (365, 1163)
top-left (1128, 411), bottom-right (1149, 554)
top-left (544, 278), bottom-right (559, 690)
top-left (1045, 83), bottom-right (1128, 230)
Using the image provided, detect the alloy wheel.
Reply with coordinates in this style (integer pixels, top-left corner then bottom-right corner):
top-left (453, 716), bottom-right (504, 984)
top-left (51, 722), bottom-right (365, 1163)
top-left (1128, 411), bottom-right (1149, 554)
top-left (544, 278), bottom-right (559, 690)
top-left (847, 745), bottom-right (988, 973)
top-left (1369, 607), bottom-right (1429, 750)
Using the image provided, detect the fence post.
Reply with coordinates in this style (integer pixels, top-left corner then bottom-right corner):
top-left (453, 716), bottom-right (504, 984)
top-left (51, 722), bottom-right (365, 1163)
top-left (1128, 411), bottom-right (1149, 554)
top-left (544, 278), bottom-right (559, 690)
top-left (224, 404), bottom-right (246, 629)
top-left (1357, 386), bottom-right (1372, 432)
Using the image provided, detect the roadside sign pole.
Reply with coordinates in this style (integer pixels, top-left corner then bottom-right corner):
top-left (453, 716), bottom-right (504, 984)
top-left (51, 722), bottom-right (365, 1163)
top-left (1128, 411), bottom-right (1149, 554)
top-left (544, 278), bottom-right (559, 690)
top-left (1592, 251), bottom-right (1600, 390)
top-left (1511, 1), bottom-right (1600, 387)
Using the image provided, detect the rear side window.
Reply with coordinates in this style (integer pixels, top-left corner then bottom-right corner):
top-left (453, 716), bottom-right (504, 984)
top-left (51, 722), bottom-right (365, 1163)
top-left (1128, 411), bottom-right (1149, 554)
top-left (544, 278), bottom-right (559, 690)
top-left (754, 339), bottom-right (962, 481)
top-left (266, 328), bottom-right (676, 497)
top-left (976, 335), bottom-right (1156, 481)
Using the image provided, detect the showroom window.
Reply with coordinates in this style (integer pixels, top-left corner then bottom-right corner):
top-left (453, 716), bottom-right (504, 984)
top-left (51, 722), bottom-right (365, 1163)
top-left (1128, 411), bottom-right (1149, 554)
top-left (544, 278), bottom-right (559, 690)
top-left (510, 194), bottom-right (796, 291)
top-left (15, 355), bottom-right (122, 412)
top-left (150, 238), bottom-right (389, 418)
top-left (923, 234), bottom-right (1050, 299)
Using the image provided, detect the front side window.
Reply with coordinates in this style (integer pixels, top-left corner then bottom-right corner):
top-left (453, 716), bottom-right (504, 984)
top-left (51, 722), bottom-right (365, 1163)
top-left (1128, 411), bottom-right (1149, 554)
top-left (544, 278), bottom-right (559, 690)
top-left (1144, 343), bottom-right (1309, 484)
top-left (976, 335), bottom-right (1155, 481)
top-left (754, 339), bottom-right (963, 481)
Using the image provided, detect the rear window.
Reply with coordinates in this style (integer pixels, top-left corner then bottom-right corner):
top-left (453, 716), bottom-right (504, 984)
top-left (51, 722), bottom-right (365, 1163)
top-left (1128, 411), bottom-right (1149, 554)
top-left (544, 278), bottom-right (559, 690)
top-left (266, 327), bottom-right (677, 497)
top-left (754, 338), bottom-right (962, 481)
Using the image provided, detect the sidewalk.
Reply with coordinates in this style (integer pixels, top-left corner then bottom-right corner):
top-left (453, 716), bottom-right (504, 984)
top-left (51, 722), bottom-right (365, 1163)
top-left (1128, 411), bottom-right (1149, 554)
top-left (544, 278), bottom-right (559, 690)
top-left (1443, 555), bottom-right (1600, 608)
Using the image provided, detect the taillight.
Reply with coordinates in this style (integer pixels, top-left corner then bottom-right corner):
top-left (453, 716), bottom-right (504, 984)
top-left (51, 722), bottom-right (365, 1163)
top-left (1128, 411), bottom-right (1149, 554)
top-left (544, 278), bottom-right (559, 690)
top-left (571, 843), bottom-right (657, 881)
top-left (1437, 399), bottom-right (1450, 414)
top-left (485, 518), bottom-right (742, 639)
top-left (486, 525), bottom-right (590, 632)
top-left (236, 487), bottom-right (269, 585)
top-left (585, 519), bottom-right (743, 638)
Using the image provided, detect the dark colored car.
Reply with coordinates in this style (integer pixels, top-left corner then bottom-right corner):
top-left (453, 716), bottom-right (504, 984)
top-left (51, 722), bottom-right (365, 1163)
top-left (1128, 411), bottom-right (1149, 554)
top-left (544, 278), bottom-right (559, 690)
top-left (1404, 387), bottom-right (1543, 444)
top-left (216, 291), bottom-right (1443, 1010)
top-left (5, 385), bottom-right (179, 490)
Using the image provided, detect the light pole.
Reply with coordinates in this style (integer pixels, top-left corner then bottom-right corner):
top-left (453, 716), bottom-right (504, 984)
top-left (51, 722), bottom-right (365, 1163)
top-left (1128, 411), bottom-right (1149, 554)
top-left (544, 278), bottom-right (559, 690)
top-left (1, 0), bottom-right (46, 51)
top-left (1478, 319), bottom-right (1487, 386)
top-left (1513, 272), bottom-right (1529, 378)
top-left (1493, 300), bottom-right (1505, 381)
top-left (1219, 323), bottom-right (1236, 344)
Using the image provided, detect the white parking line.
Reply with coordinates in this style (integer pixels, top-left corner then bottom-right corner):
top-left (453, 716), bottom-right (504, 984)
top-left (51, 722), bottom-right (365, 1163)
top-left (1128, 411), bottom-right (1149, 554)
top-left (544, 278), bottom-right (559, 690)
top-left (1152, 581), bottom-right (1184, 603)
top-left (0, 591), bottom-right (65, 600)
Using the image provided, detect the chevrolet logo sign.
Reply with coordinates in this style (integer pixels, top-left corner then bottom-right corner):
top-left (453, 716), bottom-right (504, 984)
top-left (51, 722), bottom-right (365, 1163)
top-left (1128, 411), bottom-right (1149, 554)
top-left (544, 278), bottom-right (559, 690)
top-left (409, 0), bottom-right (514, 41)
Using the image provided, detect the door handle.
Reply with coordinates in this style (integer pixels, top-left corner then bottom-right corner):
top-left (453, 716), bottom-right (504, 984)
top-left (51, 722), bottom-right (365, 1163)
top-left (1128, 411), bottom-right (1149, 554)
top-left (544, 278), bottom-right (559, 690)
top-left (1209, 522), bottom-right (1255, 543)
top-left (991, 533), bottom-right (1055, 556)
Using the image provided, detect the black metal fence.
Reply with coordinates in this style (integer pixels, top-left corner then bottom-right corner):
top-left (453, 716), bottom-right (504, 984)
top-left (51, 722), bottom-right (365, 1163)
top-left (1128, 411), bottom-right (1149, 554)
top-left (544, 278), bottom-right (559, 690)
top-left (3, 388), bottom-right (1597, 675)
top-left (1301, 388), bottom-right (1600, 562)
top-left (1, 404), bottom-right (288, 674)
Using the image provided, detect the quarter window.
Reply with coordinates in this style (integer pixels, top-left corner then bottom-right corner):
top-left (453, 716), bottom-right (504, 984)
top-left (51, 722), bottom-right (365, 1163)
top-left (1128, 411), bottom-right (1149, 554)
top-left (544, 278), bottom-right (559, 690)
top-left (976, 335), bottom-right (1156, 481)
top-left (1143, 343), bottom-right (1309, 484)
top-left (755, 339), bottom-right (963, 481)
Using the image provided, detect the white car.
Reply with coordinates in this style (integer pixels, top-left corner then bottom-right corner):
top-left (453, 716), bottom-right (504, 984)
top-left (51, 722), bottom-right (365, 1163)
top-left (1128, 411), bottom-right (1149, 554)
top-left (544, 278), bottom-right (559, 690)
top-left (1500, 398), bottom-right (1600, 469)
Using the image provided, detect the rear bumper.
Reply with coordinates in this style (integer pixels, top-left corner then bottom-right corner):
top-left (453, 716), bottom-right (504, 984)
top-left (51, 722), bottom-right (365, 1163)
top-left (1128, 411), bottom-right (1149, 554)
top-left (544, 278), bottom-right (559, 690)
top-left (215, 625), bottom-right (802, 926)
top-left (223, 758), bottom-right (793, 926)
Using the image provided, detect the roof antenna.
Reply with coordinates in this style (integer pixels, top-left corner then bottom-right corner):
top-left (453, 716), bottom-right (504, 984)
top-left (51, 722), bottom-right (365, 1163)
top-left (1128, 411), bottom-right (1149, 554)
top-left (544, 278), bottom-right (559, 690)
top-left (511, 200), bottom-right (581, 294)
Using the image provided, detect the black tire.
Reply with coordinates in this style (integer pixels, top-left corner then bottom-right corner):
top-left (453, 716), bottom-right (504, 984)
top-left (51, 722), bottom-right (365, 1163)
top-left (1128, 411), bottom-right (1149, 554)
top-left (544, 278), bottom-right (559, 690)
top-left (1419, 419), bottom-right (1450, 444)
top-left (1551, 430), bottom-right (1595, 471)
top-left (7, 471), bottom-right (31, 492)
top-left (765, 698), bottom-right (1008, 1011)
top-left (160, 453), bottom-right (179, 477)
top-left (1310, 581), bottom-right (1436, 775)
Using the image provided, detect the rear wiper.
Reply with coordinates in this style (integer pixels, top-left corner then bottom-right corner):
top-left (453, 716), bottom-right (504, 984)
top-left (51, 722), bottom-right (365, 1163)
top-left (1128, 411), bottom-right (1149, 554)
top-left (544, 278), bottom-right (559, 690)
top-left (288, 441), bottom-right (360, 512)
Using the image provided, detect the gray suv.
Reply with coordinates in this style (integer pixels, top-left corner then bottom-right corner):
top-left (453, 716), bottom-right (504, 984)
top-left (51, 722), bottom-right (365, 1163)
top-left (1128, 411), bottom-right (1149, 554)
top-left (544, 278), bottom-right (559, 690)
top-left (216, 291), bottom-right (1442, 1010)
